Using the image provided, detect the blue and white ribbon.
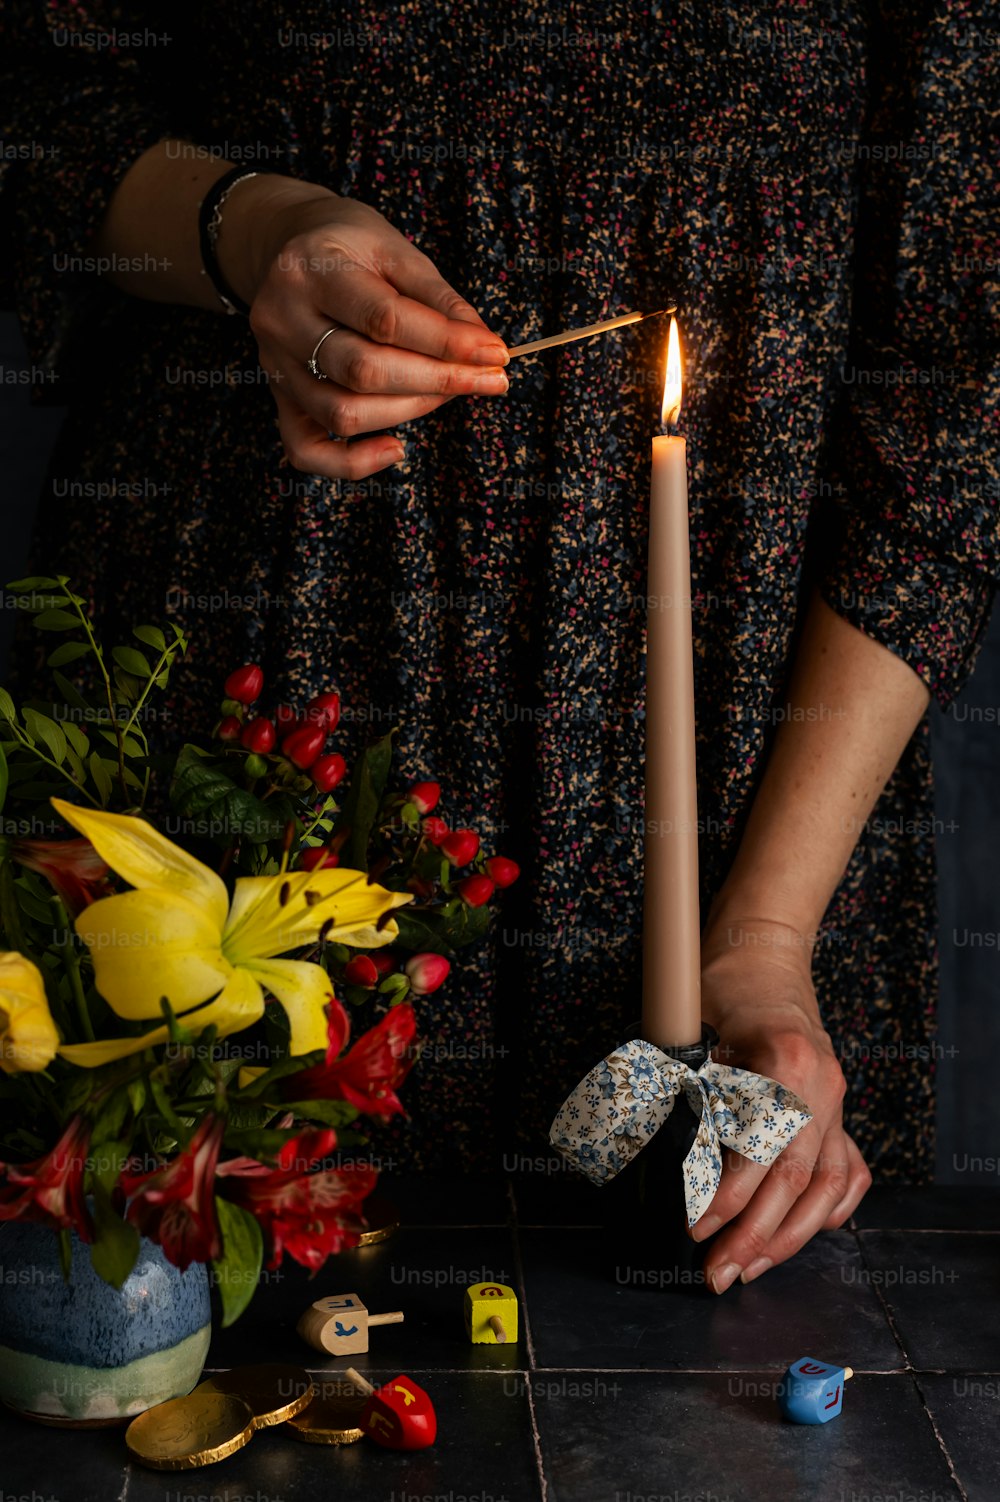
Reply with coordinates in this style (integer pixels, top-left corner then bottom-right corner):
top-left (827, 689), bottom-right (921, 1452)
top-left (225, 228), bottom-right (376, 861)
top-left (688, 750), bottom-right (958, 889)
top-left (549, 1038), bottom-right (813, 1227)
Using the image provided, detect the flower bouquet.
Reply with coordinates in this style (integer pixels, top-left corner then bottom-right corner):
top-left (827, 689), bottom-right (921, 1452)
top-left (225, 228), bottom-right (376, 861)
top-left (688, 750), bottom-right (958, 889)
top-left (0, 576), bottom-right (519, 1328)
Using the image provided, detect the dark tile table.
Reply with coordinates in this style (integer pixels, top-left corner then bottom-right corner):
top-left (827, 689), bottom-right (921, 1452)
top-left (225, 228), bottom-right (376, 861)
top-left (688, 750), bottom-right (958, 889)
top-left (2, 1177), bottom-right (997, 1502)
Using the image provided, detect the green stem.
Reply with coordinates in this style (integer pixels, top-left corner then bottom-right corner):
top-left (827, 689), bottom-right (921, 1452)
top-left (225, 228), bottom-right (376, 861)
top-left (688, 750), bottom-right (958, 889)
top-left (120, 644), bottom-right (174, 745)
top-left (53, 896), bottom-right (95, 1043)
top-left (66, 591), bottom-right (128, 801)
top-left (4, 720), bottom-right (100, 805)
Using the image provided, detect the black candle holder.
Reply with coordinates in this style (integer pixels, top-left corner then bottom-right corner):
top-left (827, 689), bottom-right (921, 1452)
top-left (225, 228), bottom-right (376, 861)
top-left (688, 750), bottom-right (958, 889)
top-left (601, 1022), bottom-right (719, 1296)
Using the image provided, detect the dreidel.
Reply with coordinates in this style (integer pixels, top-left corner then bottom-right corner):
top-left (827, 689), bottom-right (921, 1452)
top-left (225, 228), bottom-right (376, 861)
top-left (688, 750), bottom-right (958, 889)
top-left (344, 1367), bottom-right (437, 1450)
top-left (297, 1292), bottom-right (404, 1356)
top-left (777, 1357), bottom-right (854, 1424)
top-left (463, 1280), bottom-right (518, 1344)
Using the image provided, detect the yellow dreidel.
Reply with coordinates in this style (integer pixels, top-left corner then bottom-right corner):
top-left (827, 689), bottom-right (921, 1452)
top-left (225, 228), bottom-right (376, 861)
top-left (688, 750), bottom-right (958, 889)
top-left (464, 1281), bottom-right (518, 1344)
top-left (297, 1292), bottom-right (404, 1356)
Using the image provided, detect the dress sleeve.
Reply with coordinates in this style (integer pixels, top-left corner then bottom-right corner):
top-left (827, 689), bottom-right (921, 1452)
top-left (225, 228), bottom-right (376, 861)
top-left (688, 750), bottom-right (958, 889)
top-left (819, 1), bottom-right (1000, 708)
top-left (0, 0), bottom-right (173, 398)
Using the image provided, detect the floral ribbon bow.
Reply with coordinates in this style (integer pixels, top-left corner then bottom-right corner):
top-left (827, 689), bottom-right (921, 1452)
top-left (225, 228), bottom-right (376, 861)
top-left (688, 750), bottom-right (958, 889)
top-left (549, 1038), bottom-right (813, 1227)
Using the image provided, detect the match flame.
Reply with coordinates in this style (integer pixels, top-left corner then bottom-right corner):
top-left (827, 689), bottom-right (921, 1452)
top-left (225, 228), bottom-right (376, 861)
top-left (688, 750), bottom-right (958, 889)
top-left (661, 316), bottom-right (682, 427)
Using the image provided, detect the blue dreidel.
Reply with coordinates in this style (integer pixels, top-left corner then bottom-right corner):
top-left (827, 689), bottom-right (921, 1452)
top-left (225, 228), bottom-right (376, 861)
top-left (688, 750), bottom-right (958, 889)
top-left (778, 1357), bottom-right (854, 1424)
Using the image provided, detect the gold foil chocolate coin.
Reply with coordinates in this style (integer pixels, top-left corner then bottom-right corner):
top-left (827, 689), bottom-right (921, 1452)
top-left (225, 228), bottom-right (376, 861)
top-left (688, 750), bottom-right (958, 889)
top-left (355, 1193), bottom-right (400, 1246)
top-left (285, 1386), bottom-right (367, 1445)
top-left (198, 1363), bottom-right (315, 1427)
top-left (125, 1389), bottom-right (255, 1470)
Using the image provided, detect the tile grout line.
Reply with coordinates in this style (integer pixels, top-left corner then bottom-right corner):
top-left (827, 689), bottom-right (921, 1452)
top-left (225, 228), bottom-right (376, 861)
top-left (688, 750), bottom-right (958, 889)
top-left (851, 1222), bottom-right (968, 1499)
top-left (910, 1372), bottom-right (969, 1502)
top-left (507, 1176), bottom-right (548, 1502)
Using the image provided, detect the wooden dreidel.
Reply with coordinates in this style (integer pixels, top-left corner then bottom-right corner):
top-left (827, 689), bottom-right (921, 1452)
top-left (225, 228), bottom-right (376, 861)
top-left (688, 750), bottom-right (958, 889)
top-left (344, 1367), bottom-right (437, 1450)
top-left (297, 1292), bottom-right (404, 1356)
top-left (463, 1280), bottom-right (518, 1344)
top-left (778, 1357), bottom-right (854, 1424)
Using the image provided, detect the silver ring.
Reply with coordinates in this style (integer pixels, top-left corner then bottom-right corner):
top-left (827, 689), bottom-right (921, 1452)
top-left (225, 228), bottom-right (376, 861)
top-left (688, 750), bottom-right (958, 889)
top-left (307, 324), bottom-right (342, 380)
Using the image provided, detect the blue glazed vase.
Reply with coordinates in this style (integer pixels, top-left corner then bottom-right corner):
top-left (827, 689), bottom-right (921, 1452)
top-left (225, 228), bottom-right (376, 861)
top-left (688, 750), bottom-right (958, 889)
top-left (0, 1222), bottom-right (211, 1424)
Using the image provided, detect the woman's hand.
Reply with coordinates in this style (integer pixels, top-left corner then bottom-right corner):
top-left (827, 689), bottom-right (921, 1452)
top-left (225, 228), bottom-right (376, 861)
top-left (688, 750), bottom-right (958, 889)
top-left (692, 917), bottom-right (872, 1293)
top-left (219, 177), bottom-right (510, 479)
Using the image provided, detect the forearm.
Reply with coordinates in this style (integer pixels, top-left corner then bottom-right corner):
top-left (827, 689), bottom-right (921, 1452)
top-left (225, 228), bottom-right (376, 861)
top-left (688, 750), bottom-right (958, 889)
top-left (90, 140), bottom-right (335, 310)
top-left (703, 591), bottom-right (931, 965)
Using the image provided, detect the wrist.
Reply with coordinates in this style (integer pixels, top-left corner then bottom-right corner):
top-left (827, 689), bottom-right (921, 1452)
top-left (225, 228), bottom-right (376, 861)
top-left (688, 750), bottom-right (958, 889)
top-left (213, 174), bottom-right (339, 308)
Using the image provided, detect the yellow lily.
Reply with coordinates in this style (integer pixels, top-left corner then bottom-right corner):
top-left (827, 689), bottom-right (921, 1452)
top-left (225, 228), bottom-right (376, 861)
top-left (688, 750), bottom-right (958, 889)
top-left (0, 951), bottom-right (59, 1073)
top-left (50, 799), bottom-right (411, 1067)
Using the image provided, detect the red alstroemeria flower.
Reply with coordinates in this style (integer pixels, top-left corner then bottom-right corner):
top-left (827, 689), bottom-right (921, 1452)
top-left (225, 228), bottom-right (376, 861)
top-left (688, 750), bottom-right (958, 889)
top-left (15, 837), bottom-right (113, 916)
top-left (217, 1127), bottom-right (375, 1270)
top-left (0, 1115), bottom-right (94, 1239)
top-left (289, 1000), bottom-right (417, 1119)
top-left (121, 1114), bottom-right (225, 1270)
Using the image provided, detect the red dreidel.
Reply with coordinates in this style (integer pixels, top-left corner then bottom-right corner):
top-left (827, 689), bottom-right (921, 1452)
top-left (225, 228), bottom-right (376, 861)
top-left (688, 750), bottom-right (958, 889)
top-left (344, 1367), bottom-right (437, 1450)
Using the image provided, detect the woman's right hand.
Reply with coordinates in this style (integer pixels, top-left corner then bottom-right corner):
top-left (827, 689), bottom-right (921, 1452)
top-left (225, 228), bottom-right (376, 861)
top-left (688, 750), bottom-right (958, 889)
top-left (219, 177), bottom-right (510, 479)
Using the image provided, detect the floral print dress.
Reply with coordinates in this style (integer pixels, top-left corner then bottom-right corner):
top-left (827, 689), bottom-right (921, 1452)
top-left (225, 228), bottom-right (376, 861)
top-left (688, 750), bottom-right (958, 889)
top-left (2, 0), bottom-right (997, 1179)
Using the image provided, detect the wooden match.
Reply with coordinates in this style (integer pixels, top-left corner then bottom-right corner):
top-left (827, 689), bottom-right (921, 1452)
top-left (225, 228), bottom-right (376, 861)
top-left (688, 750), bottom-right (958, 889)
top-left (507, 307), bottom-right (675, 358)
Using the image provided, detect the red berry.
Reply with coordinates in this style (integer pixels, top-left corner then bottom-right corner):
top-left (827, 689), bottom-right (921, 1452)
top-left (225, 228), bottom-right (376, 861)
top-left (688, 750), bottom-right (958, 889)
top-left (281, 725), bottom-right (327, 769)
top-left (306, 691), bottom-right (341, 731)
top-left (312, 752), bottom-right (347, 793)
top-left (442, 829), bottom-right (480, 866)
top-left (408, 780), bottom-right (440, 815)
top-left (224, 664), bottom-right (264, 705)
top-left (404, 952), bottom-right (451, 994)
top-left (423, 816), bottom-right (450, 846)
top-left (217, 715), bottom-right (242, 742)
top-left (275, 704), bottom-right (298, 734)
top-left (299, 847), bottom-right (340, 871)
top-left (344, 955), bottom-right (379, 987)
top-left (370, 951), bottom-right (396, 978)
top-left (457, 874), bottom-right (494, 907)
top-left (486, 856), bottom-right (520, 888)
top-left (240, 716), bottom-right (276, 754)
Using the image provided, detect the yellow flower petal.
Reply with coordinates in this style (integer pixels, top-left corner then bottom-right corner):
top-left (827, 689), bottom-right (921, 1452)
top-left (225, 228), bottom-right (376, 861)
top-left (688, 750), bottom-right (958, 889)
top-left (223, 869), bottom-right (412, 961)
top-left (242, 956), bottom-right (334, 1055)
top-left (75, 890), bottom-right (233, 1020)
top-left (57, 970), bottom-right (264, 1068)
top-left (0, 951), bottom-right (59, 1073)
top-left (51, 799), bottom-right (229, 932)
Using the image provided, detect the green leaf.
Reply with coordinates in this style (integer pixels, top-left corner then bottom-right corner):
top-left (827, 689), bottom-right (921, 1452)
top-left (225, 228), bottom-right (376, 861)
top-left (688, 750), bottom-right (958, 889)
top-left (95, 726), bottom-right (144, 757)
top-left (392, 900), bottom-right (490, 954)
top-left (13, 876), bottom-right (57, 923)
top-left (133, 625), bottom-right (167, 652)
top-left (0, 742), bottom-right (7, 815)
top-left (63, 721), bottom-right (89, 758)
top-left (112, 666), bottom-right (140, 701)
top-left (6, 575), bottom-right (60, 591)
top-left (212, 1198), bottom-right (264, 1327)
top-left (89, 1187), bottom-right (140, 1290)
top-left (0, 859), bottom-right (26, 950)
top-left (335, 729), bottom-right (396, 870)
top-left (0, 688), bottom-right (17, 723)
top-left (112, 645), bottom-right (152, 678)
top-left (280, 1098), bottom-right (360, 1128)
top-left (32, 609), bottom-right (82, 631)
top-left (89, 750), bottom-right (113, 804)
top-left (169, 743), bottom-right (285, 846)
top-left (377, 972), bottom-right (410, 999)
top-left (51, 670), bottom-right (91, 715)
top-left (46, 640), bottom-right (90, 669)
top-left (24, 707), bottom-right (66, 765)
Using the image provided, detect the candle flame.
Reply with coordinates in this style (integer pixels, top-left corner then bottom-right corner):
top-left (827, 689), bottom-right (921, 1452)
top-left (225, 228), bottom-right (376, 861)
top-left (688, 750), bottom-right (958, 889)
top-left (661, 316), bottom-right (682, 427)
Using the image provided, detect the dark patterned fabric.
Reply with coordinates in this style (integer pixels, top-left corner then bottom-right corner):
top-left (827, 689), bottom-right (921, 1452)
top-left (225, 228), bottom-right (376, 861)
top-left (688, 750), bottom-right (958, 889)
top-left (2, 2), bottom-right (998, 1180)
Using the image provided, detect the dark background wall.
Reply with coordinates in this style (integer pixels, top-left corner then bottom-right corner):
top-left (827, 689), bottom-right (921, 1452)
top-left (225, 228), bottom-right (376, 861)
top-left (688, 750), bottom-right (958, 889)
top-left (1, 311), bottom-right (997, 1183)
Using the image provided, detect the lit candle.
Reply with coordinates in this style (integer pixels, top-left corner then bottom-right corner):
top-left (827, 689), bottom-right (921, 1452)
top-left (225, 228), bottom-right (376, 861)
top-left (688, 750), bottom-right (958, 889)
top-left (642, 317), bottom-right (702, 1049)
